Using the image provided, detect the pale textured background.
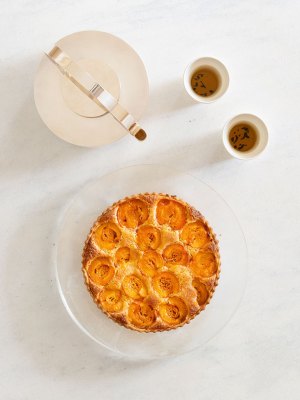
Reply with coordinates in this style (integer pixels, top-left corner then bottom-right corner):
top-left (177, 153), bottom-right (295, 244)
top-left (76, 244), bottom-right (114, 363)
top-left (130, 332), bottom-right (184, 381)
top-left (1, 1), bottom-right (300, 399)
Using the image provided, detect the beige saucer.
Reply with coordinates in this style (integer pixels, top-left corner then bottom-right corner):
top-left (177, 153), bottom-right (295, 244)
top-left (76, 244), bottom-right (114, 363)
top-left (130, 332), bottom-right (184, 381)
top-left (34, 31), bottom-right (149, 147)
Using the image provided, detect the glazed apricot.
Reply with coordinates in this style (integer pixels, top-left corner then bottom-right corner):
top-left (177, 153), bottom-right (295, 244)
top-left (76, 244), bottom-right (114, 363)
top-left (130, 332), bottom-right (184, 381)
top-left (180, 221), bottom-right (210, 248)
top-left (87, 257), bottom-right (114, 286)
top-left (138, 250), bottom-right (164, 277)
top-left (162, 243), bottom-right (188, 266)
top-left (152, 271), bottom-right (179, 297)
top-left (137, 225), bottom-right (161, 251)
top-left (156, 199), bottom-right (186, 230)
top-left (128, 302), bottom-right (155, 328)
top-left (193, 278), bottom-right (209, 305)
top-left (122, 275), bottom-right (147, 299)
top-left (190, 251), bottom-right (217, 278)
top-left (93, 222), bottom-right (121, 250)
top-left (115, 246), bottom-right (131, 265)
top-left (117, 199), bottom-right (149, 228)
top-left (159, 297), bottom-right (188, 325)
top-left (99, 289), bottom-right (123, 312)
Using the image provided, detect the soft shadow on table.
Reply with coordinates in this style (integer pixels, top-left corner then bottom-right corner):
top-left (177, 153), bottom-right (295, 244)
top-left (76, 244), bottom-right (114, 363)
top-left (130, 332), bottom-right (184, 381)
top-left (144, 78), bottom-right (198, 118)
top-left (0, 54), bottom-right (104, 183)
top-left (2, 66), bottom-right (229, 182)
top-left (151, 130), bottom-right (231, 170)
top-left (2, 94), bottom-right (91, 183)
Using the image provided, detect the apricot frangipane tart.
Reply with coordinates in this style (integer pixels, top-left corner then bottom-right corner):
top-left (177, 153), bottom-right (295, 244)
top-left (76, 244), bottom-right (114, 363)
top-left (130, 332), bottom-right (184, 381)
top-left (82, 193), bottom-right (220, 333)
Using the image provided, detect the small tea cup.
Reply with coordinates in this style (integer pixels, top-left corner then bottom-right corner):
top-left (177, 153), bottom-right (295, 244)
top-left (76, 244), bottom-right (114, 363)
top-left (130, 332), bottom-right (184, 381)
top-left (222, 113), bottom-right (268, 160)
top-left (183, 57), bottom-right (229, 103)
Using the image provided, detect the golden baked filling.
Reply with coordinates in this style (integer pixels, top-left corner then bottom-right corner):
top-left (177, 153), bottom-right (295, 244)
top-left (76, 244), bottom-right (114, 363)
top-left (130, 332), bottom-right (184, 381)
top-left (82, 193), bottom-right (220, 332)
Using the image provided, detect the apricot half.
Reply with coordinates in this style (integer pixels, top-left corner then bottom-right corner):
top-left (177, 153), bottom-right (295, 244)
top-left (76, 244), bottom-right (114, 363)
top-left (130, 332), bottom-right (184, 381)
top-left (156, 199), bottom-right (186, 230)
top-left (122, 275), bottom-right (147, 299)
top-left (93, 222), bottom-right (121, 250)
top-left (115, 246), bottom-right (131, 265)
top-left (162, 243), bottom-right (188, 266)
top-left (180, 221), bottom-right (210, 248)
top-left (138, 250), bottom-right (164, 277)
top-left (152, 271), bottom-right (179, 297)
top-left (193, 278), bottom-right (209, 305)
top-left (87, 256), bottom-right (114, 286)
top-left (128, 302), bottom-right (155, 328)
top-left (159, 297), bottom-right (188, 325)
top-left (99, 289), bottom-right (123, 312)
top-left (117, 199), bottom-right (149, 229)
top-left (137, 225), bottom-right (161, 251)
top-left (190, 251), bottom-right (217, 278)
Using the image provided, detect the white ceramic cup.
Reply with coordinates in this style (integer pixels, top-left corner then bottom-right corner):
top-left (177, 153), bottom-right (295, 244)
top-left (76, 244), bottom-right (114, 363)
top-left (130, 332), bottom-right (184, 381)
top-left (184, 57), bottom-right (229, 103)
top-left (223, 113), bottom-right (268, 160)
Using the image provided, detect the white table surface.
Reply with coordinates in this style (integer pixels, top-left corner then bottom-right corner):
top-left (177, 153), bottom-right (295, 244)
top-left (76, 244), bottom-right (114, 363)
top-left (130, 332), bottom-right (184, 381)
top-left (1, 1), bottom-right (300, 399)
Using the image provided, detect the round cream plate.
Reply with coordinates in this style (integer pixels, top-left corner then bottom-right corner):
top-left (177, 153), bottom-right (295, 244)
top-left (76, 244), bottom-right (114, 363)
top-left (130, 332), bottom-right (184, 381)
top-left (34, 31), bottom-right (149, 147)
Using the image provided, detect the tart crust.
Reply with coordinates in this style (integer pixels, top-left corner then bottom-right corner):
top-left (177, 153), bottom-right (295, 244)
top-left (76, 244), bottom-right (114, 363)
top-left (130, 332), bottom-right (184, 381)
top-left (82, 193), bottom-right (221, 333)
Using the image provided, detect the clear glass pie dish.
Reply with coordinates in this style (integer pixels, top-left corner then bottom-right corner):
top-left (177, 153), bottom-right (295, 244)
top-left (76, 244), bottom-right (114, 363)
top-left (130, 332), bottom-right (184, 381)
top-left (56, 164), bottom-right (247, 359)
